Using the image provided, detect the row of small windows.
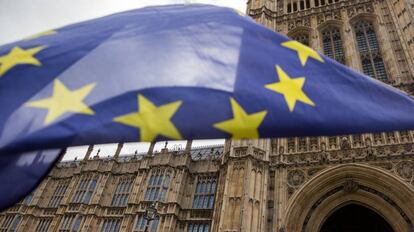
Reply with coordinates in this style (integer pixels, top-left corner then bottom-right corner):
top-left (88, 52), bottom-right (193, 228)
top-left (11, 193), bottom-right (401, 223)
top-left (72, 177), bottom-right (97, 204)
top-left (192, 177), bottom-right (217, 209)
top-left (45, 175), bottom-right (217, 210)
top-left (111, 178), bottom-right (133, 207)
top-left (287, 0), bottom-right (341, 13)
top-left (0, 215), bottom-right (20, 232)
top-left (59, 215), bottom-right (83, 232)
top-left (290, 20), bottom-right (388, 81)
top-left (144, 174), bottom-right (170, 201)
top-left (48, 181), bottom-right (69, 208)
top-left (134, 215), bottom-right (159, 232)
top-left (188, 223), bottom-right (210, 232)
top-left (2, 216), bottom-right (211, 232)
top-left (101, 219), bottom-right (121, 232)
top-left (36, 218), bottom-right (52, 232)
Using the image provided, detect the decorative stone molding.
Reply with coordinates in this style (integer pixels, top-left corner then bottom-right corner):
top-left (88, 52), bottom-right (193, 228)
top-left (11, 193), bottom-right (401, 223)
top-left (347, 2), bottom-right (375, 18)
top-left (396, 161), bottom-right (414, 180)
top-left (287, 170), bottom-right (305, 187)
top-left (342, 179), bottom-right (359, 193)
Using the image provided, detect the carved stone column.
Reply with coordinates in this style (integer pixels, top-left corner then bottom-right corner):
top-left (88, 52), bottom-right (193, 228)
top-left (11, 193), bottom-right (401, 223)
top-left (341, 9), bottom-right (361, 71)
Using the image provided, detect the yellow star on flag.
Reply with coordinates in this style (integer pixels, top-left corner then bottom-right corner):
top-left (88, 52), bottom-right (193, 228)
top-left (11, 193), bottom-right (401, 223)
top-left (114, 94), bottom-right (183, 142)
top-left (26, 80), bottom-right (95, 124)
top-left (24, 30), bottom-right (57, 40)
top-left (281, 41), bottom-right (324, 66)
top-left (0, 46), bottom-right (46, 77)
top-left (213, 98), bottom-right (267, 139)
top-left (265, 65), bottom-right (315, 112)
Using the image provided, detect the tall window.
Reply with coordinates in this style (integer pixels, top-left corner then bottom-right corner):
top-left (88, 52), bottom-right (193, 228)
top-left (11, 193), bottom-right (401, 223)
top-left (188, 223), bottom-right (209, 232)
top-left (8, 216), bottom-right (20, 232)
top-left (101, 219), bottom-right (121, 232)
top-left (72, 176), bottom-right (97, 204)
top-left (354, 21), bottom-right (388, 82)
top-left (322, 27), bottom-right (345, 63)
top-left (59, 215), bottom-right (83, 232)
top-left (49, 181), bottom-right (69, 208)
top-left (0, 215), bottom-right (21, 232)
top-left (144, 173), bottom-right (170, 202)
top-left (111, 178), bottom-right (134, 207)
top-left (36, 218), bottom-right (52, 232)
top-left (291, 32), bottom-right (310, 46)
top-left (192, 177), bottom-right (217, 209)
top-left (134, 215), bottom-right (159, 232)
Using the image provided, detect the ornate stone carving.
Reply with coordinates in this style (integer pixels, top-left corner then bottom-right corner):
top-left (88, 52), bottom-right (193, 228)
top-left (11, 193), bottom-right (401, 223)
top-left (342, 179), bottom-right (359, 193)
top-left (288, 170), bottom-right (305, 187)
top-left (340, 137), bottom-right (351, 150)
top-left (396, 162), bottom-right (414, 180)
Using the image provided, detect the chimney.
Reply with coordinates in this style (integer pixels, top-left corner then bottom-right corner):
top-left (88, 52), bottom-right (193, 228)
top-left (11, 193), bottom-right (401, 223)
top-left (83, 145), bottom-right (94, 161)
top-left (114, 143), bottom-right (124, 159)
top-left (185, 140), bottom-right (193, 153)
top-left (148, 142), bottom-right (156, 156)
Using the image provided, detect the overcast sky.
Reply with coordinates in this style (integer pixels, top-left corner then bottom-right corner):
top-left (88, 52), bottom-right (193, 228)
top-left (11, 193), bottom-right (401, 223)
top-left (0, 0), bottom-right (246, 45)
top-left (0, 0), bottom-right (242, 159)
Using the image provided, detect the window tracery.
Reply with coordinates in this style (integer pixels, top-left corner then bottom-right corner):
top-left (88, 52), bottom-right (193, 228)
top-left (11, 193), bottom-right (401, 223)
top-left (354, 21), bottom-right (388, 82)
top-left (322, 27), bottom-right (345, 63)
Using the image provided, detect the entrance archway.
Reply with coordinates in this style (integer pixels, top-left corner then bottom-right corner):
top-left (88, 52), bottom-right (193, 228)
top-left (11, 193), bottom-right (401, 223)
top-left (320, 203), bottom-right (394, 232)
top-left (283, 164), bottom-right (414, 232)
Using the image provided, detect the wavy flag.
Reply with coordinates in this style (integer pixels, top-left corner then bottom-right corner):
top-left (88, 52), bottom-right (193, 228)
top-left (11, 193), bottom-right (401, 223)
top-left (0, 4), bottom-right (414, 209)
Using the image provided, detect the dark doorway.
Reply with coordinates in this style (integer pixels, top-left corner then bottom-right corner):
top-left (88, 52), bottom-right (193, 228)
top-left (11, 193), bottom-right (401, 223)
top-left (320, 204), bottom-right (394, 232)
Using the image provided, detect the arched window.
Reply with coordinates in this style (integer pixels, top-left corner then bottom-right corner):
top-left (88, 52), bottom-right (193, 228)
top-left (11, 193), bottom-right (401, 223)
top-left (322, 27), bottom-right (345, 63)
top-left (291, 32), bottom-right (310, 46)
top-left (354, 21), bottom-right (388, 82)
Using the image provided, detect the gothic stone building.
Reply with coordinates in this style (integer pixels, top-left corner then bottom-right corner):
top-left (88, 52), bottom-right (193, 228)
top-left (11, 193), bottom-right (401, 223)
top-left (2, 0), bottom-right (414, 231)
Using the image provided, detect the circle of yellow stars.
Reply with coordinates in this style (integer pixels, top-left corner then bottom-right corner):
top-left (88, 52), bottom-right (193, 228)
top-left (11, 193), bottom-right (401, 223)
top-left (1, 28), bottom-right (324, 141)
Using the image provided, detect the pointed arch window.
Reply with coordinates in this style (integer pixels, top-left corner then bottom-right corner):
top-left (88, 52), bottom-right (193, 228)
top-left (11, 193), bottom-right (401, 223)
top-left (291, 32), bottom-right (310, 46)
top-left (322, 27), bottom-right (345, 63)
top-left (354, 21), bottom-right (388, 82)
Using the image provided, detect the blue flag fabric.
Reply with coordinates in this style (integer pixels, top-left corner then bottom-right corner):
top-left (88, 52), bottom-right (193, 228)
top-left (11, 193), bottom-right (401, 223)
top-left (0, 4), bottom-right (414, 207)
top-left (0, 149), bottom-right (62, 209)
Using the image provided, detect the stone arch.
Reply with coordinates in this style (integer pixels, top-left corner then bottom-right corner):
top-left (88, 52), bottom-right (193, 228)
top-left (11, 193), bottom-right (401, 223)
top-left (283, 164), bottom-right (414, 232)
top-left (287, 26), bottom-right (313, 46)
top-left (317, 19), bottom-right (343, 32)
top-left (348, 12), bottom-right (378, 28)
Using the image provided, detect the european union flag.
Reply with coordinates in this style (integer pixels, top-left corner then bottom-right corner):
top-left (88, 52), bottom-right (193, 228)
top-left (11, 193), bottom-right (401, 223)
top-left (0, 4), bottom-right (414, 209)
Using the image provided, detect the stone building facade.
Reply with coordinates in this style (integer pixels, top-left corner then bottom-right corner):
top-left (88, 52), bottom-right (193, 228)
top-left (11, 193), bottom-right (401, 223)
top-left (1, 0), bottom-right (414, 231)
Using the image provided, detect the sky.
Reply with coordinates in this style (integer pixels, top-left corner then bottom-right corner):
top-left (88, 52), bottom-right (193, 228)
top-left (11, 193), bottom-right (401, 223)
top-left (0, 0), bottom-right (243, 160)
top-left (0, 0), bottom-right (247, 45)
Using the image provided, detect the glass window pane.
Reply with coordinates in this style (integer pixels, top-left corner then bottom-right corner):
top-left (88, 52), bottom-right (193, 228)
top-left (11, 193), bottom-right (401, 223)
top-left (209, 195), bottom-right (215, 208)
top-left (84, 191), bottom-right (92, 204)
top-left (163, 175), bottom-right (170, 187)
top-left (73, 216), bottom-right (82, 232)
top-left (193, 196), bottom-right (199, 208)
